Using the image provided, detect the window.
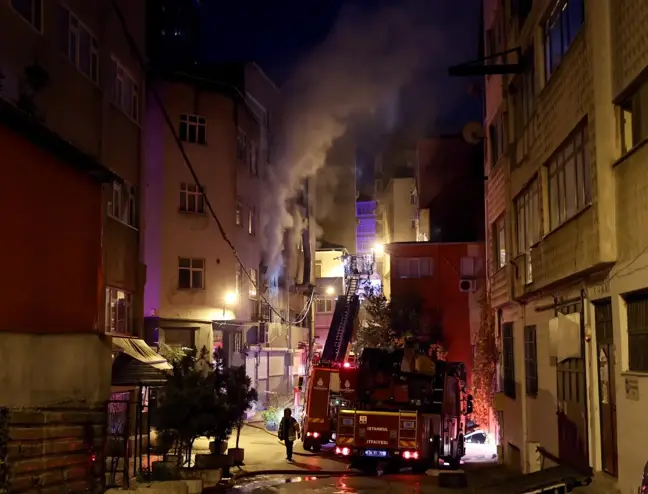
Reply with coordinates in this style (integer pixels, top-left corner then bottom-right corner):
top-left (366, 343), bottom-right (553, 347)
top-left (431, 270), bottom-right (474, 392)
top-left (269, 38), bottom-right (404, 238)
top-left (460, 257), bottom-right (476, 277)
top-left (236, 132), bottom-right (246, 161)
top-left (105, 287), bottom-right (133, 335)
top-left (109, 181), bottom-right (138, 228)
top-left (489, 114), bottom-right (506, 165)
top-left (502, 322), bottom-right (516, 399)
top-left (59, 7), bottom-right (99, 83)
top-left (492, 215), bottom-right (506, 271)
top-left (235, 264), bottom-right (242, 295)
top-left (515, 177), bottom-right (541, 254)
top-left (544, 0), bottom-right (585, 79)
top-left (179, 114), bottom-right (206, 144)
top-left (410, 217), bottom-right (418, 230)
top-left (395, 258), bottom-right (433, 279)
top-left (619, 81), bottom-right (648, 154)
top-left (547, 124), bottom-right (590, 229)
top-left (514, 46), bottom-right (536, 163)
top-left (12, 0), bottom-right (42, 31)
top-left (315, 261), bottom-right (322, 278)
top-left (179, 183), bottom-right (205, 214)
top-left (163, 328), bottom-right (194, 349)
top-left (235, 200), bottom-right (242, 226)
top-left (178, 258), bottom-right (204, 289)
top-left (249, 141), bottom-right (258, 176)
top-left (316, 298), bottom-right (334, 313)
top-left (233, 331), bottom-right (243, 353)
top-left (248, 206), bottom-right (256, 235)
top-left (524, 325), bottom-right (538, 395)
top-left (626, 291), bottom-right (648, 372)
top-left (249, 268), bottom-right (258, 297)
top-left (110, 58), bottom-right (139, 122)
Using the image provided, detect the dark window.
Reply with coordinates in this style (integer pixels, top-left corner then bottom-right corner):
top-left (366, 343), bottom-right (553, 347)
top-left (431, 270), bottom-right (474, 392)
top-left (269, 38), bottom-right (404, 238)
top-left (178, 257), bottom-right (204, 289)
top-left (544, 0), bottom-right (585, 80)
top-left (179, 114), bottom-right (206, 144)
top-left (513, 46), bottom-right (536, 163)
top-left (546, 124), bottom-right (590, 230)
top-left (514, 177), bottom-right (541, 254)
top-left (489, 114), bottom-right (506, 165)
top-left (626, 291), bottom-right (648, 372)
top-left (179, 183), bottom-right (205, 214)
top-left (619, 81), bottom-right (648, 154)
top-left (12, 0), bottom-right (42, 31)
top-left (524, 325), bottom-right (538, 395)
top-left (503, 322), bottom-right (516, 399)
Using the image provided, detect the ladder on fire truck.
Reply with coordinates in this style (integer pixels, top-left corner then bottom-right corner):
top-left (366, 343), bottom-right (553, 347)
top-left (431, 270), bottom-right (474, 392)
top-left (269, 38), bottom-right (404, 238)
top-left (320, 275), bottom-right (360, 363)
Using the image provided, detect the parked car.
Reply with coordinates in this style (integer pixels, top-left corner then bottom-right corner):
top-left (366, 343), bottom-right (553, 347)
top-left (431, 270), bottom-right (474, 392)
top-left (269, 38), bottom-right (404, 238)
top-left (465, 429), bottom-right (488, 444)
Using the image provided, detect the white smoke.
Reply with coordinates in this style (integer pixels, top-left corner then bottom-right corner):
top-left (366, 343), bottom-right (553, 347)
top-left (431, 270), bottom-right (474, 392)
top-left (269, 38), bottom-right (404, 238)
top-left (262, 0), bottom-right (447, 276)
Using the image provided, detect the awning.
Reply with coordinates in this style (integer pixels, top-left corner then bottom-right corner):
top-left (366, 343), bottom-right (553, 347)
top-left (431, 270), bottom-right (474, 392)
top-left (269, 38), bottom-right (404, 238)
top-left (112, 336), bottom-right (172, 370)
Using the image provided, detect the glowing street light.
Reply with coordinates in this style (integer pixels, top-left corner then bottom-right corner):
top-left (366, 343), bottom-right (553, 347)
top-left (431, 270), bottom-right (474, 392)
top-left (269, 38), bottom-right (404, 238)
top-left (373, 243), bottom-right (385, 255)
top-left (224, 291), bottom-right (238, 306)
top-left (325, 286), bottom-right (336, 296)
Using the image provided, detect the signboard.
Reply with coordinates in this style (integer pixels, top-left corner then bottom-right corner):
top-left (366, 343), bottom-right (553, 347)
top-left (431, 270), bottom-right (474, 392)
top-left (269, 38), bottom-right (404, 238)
top-left (339, 367), bottom-right (357, 400)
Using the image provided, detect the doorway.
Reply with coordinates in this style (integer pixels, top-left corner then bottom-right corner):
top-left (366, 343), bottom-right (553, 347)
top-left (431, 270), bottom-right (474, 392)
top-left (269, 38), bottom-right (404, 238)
top-left (594, 299), bottom-right (618, 476)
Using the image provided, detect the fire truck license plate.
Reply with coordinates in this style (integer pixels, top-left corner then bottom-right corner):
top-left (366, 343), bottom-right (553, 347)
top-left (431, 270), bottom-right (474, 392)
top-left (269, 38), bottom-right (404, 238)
top-left (365, 450), bottom-right (388, 458)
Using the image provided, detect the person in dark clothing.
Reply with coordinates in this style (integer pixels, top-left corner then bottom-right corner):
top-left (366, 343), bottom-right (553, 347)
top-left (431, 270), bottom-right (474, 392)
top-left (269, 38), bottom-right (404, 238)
top-left (278, 408), bottom-right (300, 461)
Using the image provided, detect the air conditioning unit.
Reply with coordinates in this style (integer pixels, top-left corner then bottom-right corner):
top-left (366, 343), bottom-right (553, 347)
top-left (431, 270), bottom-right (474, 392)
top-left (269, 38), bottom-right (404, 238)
top-left (459, 279), bottom-right (476, 292)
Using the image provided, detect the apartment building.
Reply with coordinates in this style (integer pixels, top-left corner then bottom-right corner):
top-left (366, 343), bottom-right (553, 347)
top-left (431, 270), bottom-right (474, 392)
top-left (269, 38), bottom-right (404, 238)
top-left (482, 0), bottom-right (648, 492)
top-left (0, 0), bottom-right (146, 491)
top-left (386, 242), bottom-right (485, 387)
top-left (314, 243), bottom-right (349, 353)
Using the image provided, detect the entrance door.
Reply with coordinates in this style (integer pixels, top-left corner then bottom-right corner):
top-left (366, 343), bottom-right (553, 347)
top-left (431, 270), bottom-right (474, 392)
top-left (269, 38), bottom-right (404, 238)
top-left (595, 300), bottom-right (618, 476)
top-left (556, 303), bottom-right (589, 471)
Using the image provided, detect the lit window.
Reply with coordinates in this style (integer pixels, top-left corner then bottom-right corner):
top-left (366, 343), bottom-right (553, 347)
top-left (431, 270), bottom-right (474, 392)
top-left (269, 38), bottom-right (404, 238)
top-left (105, 287), bottom-right (133, 334)
top-left (110, 57), bottom-right (139, 122)
top-left (249, 268), bottom-right (258, 297)
top-left (59, 7), bottom-right (99, 83)
top-left (179, 183), bottom-right (205, 214)
top-left (179, 114), bottom-right (207, 144)
top-left (492, 216), bottom-right (506, 271)
top-left (248, 206), bottom-right (256, 235)
top-left (236, 199), bottom-right (242, 226)
top-left (315, 261), bottom-right (322, 278)
top-left (178, 258), bottom-right (205, 289)
top-left (395, 258), bottom-right (433, 278)
top-left (316, 298), bottom-right (334, 313)
top-left (108, 181), bottom-right (138, 228)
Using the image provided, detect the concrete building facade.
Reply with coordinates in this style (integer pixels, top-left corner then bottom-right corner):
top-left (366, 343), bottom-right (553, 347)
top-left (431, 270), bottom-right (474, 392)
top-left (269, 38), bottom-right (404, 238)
top-left (482, 0), bottom-right (648, 491)
top-left (0, 0), bottom-right (146, 490)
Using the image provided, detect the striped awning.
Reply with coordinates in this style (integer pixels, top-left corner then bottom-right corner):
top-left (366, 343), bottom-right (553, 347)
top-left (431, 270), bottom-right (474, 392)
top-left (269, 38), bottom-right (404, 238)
top-left (112, 336), bottom-right (172, 370)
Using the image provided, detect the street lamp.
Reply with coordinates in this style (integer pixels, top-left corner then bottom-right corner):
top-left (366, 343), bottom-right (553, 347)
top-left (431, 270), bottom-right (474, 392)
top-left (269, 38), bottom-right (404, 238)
top-left (223, 291), bottom-right (238, 316)
top-left (325, 286), bottom-right (335, 296)
top-left (373, 243), bottom-right (385, 255)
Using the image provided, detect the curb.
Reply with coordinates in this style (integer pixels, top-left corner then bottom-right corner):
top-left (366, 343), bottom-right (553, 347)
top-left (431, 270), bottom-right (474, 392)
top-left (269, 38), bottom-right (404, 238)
top-left (244, 423), bottom-right (323, 458)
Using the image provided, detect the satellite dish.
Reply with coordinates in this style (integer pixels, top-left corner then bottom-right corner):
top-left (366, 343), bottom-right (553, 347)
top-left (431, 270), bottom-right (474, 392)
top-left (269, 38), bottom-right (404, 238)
top-left (462, 121), bottom-right (486, 145)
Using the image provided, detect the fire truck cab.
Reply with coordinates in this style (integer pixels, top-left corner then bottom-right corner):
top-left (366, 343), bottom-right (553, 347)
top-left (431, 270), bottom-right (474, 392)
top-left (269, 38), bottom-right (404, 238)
top-left (334, 348), bottom-right (472, 471)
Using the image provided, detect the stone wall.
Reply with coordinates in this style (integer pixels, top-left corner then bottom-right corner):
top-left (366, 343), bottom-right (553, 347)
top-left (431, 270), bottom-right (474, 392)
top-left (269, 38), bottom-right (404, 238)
top-left (5, 408), bottom-right (105, 494)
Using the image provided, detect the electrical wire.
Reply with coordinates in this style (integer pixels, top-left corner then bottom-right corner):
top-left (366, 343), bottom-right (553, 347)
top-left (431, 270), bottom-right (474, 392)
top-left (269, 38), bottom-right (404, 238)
top-left (110, 0), bottom-right (313, 325)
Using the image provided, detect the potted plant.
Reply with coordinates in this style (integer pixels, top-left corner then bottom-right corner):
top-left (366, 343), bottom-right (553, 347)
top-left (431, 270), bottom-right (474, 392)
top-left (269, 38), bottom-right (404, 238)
top-left (225, 365), bottom-right (258, 465)
top-left (262, 406), bottom-right (281, 432)
top-left (150, 347), bottom-right (214, 468)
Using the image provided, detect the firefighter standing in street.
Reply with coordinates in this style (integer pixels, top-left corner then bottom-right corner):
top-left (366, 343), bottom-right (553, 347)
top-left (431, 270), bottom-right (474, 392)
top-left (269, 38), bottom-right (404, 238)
top-left (278, 408), bottom-right (300, 461)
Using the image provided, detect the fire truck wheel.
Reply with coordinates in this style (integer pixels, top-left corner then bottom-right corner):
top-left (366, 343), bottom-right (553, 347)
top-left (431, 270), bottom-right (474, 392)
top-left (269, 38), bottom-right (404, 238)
top-left (430, 435), bottom-right (441, 469)
top-left (312, 443), bottom-right (321, 452)
top-left (302, 439), bottom-right (312, 451)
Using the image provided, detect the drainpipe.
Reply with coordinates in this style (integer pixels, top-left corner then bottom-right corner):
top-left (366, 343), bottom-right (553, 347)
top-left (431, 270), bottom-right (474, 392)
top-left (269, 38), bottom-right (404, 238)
top-left (521, 303), bottom-right (529, 473)
top-left (580, 288), bottom-right (591, 467)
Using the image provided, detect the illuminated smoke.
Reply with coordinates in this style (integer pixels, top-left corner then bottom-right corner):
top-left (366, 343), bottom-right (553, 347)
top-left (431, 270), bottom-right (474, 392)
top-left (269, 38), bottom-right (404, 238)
top-left (262, 0), bottom-right (446, 276)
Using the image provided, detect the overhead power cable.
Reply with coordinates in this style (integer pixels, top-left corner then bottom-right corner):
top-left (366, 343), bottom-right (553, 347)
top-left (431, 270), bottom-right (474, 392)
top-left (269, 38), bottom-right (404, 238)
top-left (110, 0), bottom-right (314, 325)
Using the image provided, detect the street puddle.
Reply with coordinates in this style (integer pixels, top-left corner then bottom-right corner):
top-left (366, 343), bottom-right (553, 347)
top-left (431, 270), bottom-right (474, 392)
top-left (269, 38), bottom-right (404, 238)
top-left (230, 474), bottom-right (323, 493)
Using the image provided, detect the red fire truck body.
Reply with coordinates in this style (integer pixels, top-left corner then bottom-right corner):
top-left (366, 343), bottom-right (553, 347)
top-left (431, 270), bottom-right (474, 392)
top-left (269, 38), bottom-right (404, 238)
top-left (334, 351), bottom-right (469, 470)
top-left (302, 363), bottom-right (357, 451)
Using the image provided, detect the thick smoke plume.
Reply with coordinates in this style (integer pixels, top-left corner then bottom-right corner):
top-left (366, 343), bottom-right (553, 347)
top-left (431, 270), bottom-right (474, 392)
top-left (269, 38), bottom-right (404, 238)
top-left (262, 0), bottom-right (447, 276)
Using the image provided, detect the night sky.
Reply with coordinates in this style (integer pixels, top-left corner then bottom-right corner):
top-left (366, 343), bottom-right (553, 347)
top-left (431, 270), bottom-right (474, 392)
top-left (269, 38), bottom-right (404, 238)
top-left (200, 0), bottom-right (483, 133)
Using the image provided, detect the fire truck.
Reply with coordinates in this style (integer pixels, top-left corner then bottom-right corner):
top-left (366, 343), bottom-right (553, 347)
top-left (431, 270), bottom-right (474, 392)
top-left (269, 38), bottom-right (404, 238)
top-left (333, 347), bottom-right (473, 471)
top-left (301, 255), bottom-right (369, 452)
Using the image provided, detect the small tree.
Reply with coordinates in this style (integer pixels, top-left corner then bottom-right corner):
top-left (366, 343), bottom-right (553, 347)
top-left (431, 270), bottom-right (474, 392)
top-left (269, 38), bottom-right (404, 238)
top-left (472, 294), bottom-right (498, 429)
top-left (151, 346), bottom-right (217, 465)
top-left (203, 349), bottom-right (235, 446)
top-left (225, 365), bottom-right (259, 449)
top-left (354, 285), bottom-right (394, 355)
